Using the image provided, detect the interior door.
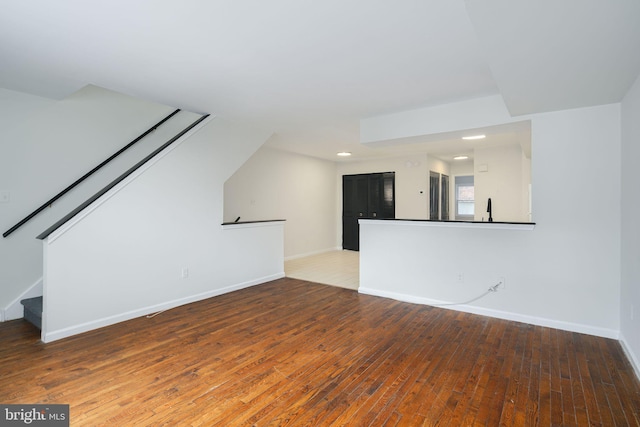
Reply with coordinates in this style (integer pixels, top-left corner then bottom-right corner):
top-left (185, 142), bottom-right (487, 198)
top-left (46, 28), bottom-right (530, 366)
top-left (342, 172), bottom-right (395, 251)
top-left (429, 171), bottom-right (440, 220)
top-left (441, 174), bottom-right (450, 220)
top-left (342, 175), bottom-right (367, 251)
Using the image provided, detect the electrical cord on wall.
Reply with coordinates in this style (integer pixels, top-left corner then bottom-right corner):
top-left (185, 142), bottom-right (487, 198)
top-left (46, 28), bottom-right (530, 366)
top-left (429, 280), bottom-right (503, 306)
top-left (143, 282), bottom-right (504, 317)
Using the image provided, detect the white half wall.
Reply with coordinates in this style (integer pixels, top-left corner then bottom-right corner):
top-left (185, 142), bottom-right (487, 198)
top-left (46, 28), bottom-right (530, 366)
top-left (42, 116), bottom-right (277, 342)
top-left (224, 146), bottom-right (338, 259)
top-left (621, 73), bottom-right (640, 377)
top-left (359, 101), bottom-right (621, 339)
top-left (1, 85), bottom-right (176, 310)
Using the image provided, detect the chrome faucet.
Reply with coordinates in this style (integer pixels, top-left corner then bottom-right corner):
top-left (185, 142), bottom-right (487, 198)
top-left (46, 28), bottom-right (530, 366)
top-left (487, 198), bottom-right (493, 222)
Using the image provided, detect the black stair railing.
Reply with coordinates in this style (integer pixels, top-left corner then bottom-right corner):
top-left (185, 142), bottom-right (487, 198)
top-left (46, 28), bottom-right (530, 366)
top-left (3, 109), bottom-right (180, 238)
top-left (36, 114), bottom-right (210, 240)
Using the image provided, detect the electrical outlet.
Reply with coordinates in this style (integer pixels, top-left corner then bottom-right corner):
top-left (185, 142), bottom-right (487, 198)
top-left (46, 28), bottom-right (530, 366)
top-left (181, 267), bottom-right (189, 279)
top-left (456, 273), bottom-right (464, 283)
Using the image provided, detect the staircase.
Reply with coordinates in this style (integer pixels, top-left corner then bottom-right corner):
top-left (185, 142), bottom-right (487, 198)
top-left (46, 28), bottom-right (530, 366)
top-left (21, 297), bottom-right (43, 329)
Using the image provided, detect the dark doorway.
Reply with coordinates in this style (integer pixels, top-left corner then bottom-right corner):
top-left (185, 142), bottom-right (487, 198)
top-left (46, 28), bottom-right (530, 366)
top-left (441, 174), bottom-right (450, 220)
top-left (429, 171), bottom-right (450, 220)
top-left (429, 171), bottom-right (440, 220)
top-left (342, 172), bottom-right (395, 251)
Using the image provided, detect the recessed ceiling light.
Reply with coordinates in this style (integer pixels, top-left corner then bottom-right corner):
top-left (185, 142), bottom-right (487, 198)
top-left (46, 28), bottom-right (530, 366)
top-left (462, 134), bottom-right (486, 140)
top-left (337, 152), bottom-right (352, 157)
top-left (453, 155), bottom-right (469, 160)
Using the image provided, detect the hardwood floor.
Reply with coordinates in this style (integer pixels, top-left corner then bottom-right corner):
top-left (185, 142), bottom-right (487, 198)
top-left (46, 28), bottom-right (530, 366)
top-left (1, 278), bottom-right (639, 426)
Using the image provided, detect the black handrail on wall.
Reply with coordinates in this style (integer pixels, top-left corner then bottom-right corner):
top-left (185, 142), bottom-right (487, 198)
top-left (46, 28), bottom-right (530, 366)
top-left (36, 114), bottom-right (210, 240)
top-left (2, 109), bottom-right (181, 238)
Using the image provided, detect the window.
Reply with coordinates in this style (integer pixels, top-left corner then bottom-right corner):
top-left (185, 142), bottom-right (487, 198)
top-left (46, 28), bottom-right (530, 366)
top-left (455, 175), bottom-right (474, 220)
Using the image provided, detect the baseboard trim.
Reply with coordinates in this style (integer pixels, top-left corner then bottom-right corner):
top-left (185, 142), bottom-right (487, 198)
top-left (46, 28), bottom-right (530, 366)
top-left (42, 272), bottom-right (284, 343)
top-left (358, 287), bottom-right (620, 340)
top-left (619, 333), bottom-right (640, 382)
top-left (2, 277), bottom-right (44, 321)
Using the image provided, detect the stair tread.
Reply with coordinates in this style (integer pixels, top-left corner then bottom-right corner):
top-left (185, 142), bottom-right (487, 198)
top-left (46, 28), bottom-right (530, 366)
top-left (21, 296), bottom-right (43, 313)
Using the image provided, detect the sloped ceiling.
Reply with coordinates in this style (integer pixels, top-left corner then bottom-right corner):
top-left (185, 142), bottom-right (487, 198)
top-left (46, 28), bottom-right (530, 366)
top-left (466, 0), bottom-right (640, 117)
top-left (1, 0), bottom-right (638, 160)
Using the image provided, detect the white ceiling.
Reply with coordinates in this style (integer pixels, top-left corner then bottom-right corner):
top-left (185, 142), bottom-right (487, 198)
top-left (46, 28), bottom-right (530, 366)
top-left (1, 0), bottom-right (639, 161)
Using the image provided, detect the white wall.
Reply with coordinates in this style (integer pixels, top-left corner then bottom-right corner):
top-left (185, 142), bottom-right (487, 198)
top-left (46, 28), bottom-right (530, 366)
top-left (224, 147), bottom-right (338, 259)
top-left (621, 74), bottom-right (640, 375)
top-left (0, 89), bottom-right (54, 321)
top-left (336, 155), bottom-right (430, 221)
top-left (224, 148), bottom-right (462, 258)
top-left (0, 88), bottom-right (55, 128)
top-left (1, 85), bottom-right (177, 313)
top-left (42, 116), bottom-right (278, 342)
top-left (359, 100), bottom-right (621, 339)
top-left (223, 143), bottom-right (531, 259)
top-left (474, 144), bottom-right (529, 222)
top-left (427, 157), bottom-right (450, 177)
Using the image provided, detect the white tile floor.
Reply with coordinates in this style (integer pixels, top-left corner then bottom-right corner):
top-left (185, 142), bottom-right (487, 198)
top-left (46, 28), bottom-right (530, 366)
top-left (284, 250), bottom-right (359, 290)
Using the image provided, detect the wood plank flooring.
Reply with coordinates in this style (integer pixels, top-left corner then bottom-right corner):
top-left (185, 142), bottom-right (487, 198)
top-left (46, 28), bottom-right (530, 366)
top-left (1, 278), bottom-right (639, 426)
